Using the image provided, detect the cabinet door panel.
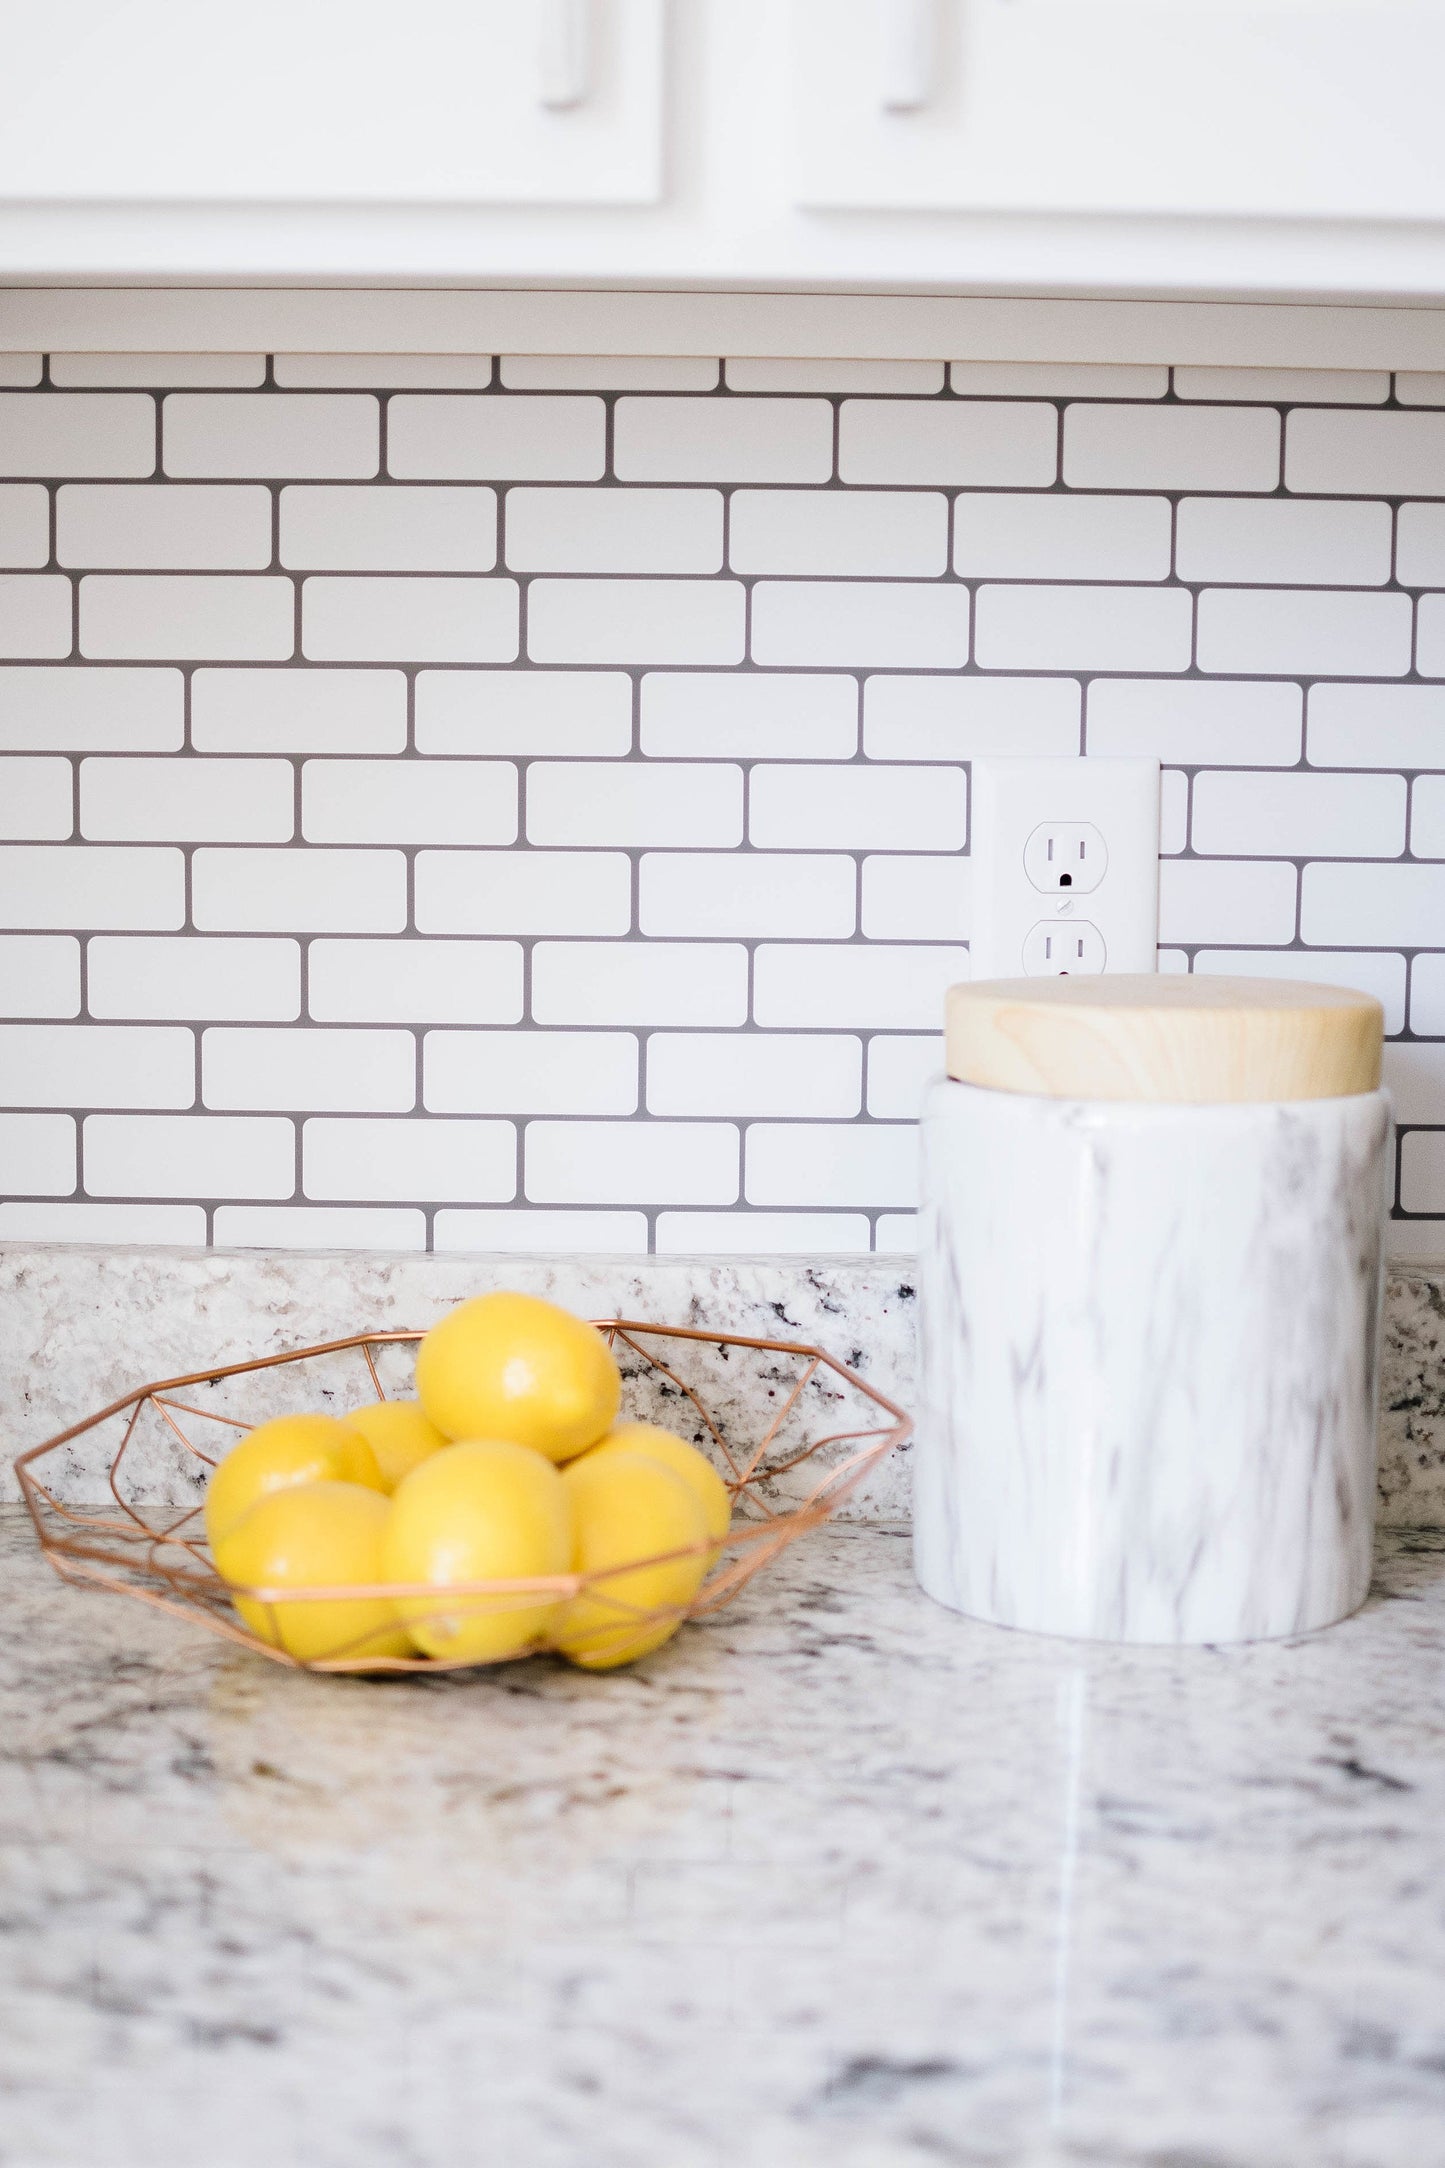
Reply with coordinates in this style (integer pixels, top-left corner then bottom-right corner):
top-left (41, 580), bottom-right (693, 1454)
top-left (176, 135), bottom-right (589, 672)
top-left (0, 0), bottom-right (663, 206)
top-left (794, 0), bottom-right (1445, 220)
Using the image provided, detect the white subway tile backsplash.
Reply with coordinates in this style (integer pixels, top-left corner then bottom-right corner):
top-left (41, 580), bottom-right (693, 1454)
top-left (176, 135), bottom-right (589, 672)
top-left (389, 395), bottom-right (604, 481)
top-left (0, 1112), bottom-right (75, 1195)
top-left (528, 760), bottom-right (742, 847)
top-left (1396, 504), bottom-right (1445, 587)
top-left (54, 355), bottom-right (265, 388)
top-left (276, 355), bottom-right (495, 389)
top-left (641, 673), bottom-right (857, 760)
top-left (506, 487), bottom-right (722, 576)
top-left (503, 356), bottom-right (717, 391)
top-left (191, 667), bottom-right (406, 755)
top-left (434, 1206), bottom-right (648, 1251)
top-left (839, 400), bottom-right (1056, 487)
top-left (1088, 678), bottom-right (1302, 766)
top-left (86, 1112), bottom-right (295, 1199)
top-left (654, 1210), bottom-right (872, 1255)
top-left (1286, 409), bottom-right (1445, 496)
top-left (974, 583), bottom-right (1192, 672)
top-left (0, 845), bottom-right (182, 930)
top-left (753, 944), bottom-right (967, 1030)
top-left (1395, 374), bottom-right (1445, 408)
top-left (1381, 1043), bottom-right (1445, 1124)
top-left (301, 758), bottom-right (517, 846)
top-left (417, 669), bottom-right (632, 757)
top-left (80, 575), bottom-right (294, 661)
top-left (303, 1116), bottom-right (514, 1202)
top-left (1411, 951), bottom-right (1445, 1035)
top-left (302, 575), bottom-right (519, 664)
top-left (280, 486), bottom-right (497, 572)
top-left (1400, 1132), bottom-right (1445, 1216)
top-left (414, 850), bottom-right (630, 938)
top-left (864, 675), bottom-right (1080, 761)
top-left (730, 490), bottom-right (947, 578)
top-left (1411, 775), bottom-right (1445, 858)
top-left (745, 1123), bottom-right (917, 1209)
top-left (532, 942), bottom-right (748, 1027)
top-left (163, 394), bottom-right (377, 480)
top-left (0, 1022), bottom-right (194, 1108)
top-left (860, 855), bottom-right (970, 940)
top-left (88, 936), bottom-right (300, 1022)
top-left (1159, 859), bottom-right (1298, 945)
top-left (0, 394), bottom-right (155, 478)
top-left (0, 486), bottom-right (49, 568)
top-left (80, 756), bottom-right (294, 842)
top-left (1192, 770), bottom-right (1406, 859)
top-left (307, 938), bottom-right (523, 1024)
top-left (0, 577), bottom-right (71, 659)
top-left (0, 666), bottom-right (183, 753)
top-left (57, 484), bottom-right (273, 571)
top-left (638, 851), bottom-right (856, 938)
top-left (1159, 767), bottom-right (1190, 855)
top-left (213, 1203), bottom-right (428, 1249)
top-left (1064, 404), bottom-right (1280, 491)
top-left (953, 493), bottom-right (1170, 581)
top-left (729, 359), bottom-right (943, 394)
top-left (749, 763), bottom-right (966, 852)
top-left (1301, 862), bottom-right (1445, 947)
top-left (1195, 948), bottom-right (1407, 1035)
top-left (950, 362), bottom-right (1167, 398)
top-left (615, 397), bottom-right (831, 484)
top-left (1175, 497), bottom-right (1392, 587)
top-left (0, 757), bottom-right (71, 839)
top-left (645, 1033), bottom-right (861, 1118)
top-left (0, 1200), bottom-right (205, 1241)
top-left (1416, 595), bottom-right (1445, 680)
top-left (1196, 588), bottom-right (1412, 678)
top-left (425, 1029), bottom-right (638, 1115)
top-left (0, 934), bottom-right (81, 1018)
top-left (1306, 683), bottom-right (1445, 771)
top-left (202, 1026), bottom-right (416, 1112)
top-left (865, 1034), bottom-right (944, 1119)
top-left (0, 358), bottom-right (42, 388)
top-left (528, 577), bottom-right (744, 665)
top-left (1172, 367), bottom-right (1390, 405)
top-left (191, 847), bottom-right (406, 933)
top-left (525, 1119), bottom-right (739, 1206)
top-left (751, 581), bottom-right (969, 669)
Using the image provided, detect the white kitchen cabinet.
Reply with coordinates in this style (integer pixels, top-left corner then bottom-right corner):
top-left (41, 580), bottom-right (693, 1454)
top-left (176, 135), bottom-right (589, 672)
top-left (0, 0), bottom-right (664, 207)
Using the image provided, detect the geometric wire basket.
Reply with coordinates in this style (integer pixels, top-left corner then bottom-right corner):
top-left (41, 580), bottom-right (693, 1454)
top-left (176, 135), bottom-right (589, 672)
top-left (14, 1318), bottom-right (913, 1674)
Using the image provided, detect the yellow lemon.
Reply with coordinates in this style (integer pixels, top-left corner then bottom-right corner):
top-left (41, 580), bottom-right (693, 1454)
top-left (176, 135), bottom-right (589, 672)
top-left (414, 1291), bottom-right (620, 1463)
top-left (586, 1421), bottom-right (733, 1549)
top-left (214, 1481), bottom-right (410, 1665)
top-left (381, 1438), bottom-right (573, 1664)
top-left (555, 1449), bottom-right (710, 1672)
top-left (342, 1399), bottom-right (448, 1492)
top-left (203, 1412), bottom-right (383, 1549)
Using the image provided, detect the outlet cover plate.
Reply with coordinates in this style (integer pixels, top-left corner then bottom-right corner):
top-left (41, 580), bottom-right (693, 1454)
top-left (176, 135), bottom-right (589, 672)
top-left (970, 755), bottom-right (1160, 980)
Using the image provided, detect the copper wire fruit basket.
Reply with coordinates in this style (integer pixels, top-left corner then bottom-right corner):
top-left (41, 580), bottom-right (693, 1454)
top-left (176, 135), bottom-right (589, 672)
top-left (14, 1319), bottom-right (912, 1674)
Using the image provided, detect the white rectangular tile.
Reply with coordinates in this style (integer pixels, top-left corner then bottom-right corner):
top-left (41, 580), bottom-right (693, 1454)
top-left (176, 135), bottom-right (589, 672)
top-left (0, 576), bottom-right (71, 659)
top-left (950, 362), bottom-right (1167, 398)
top-left (53, 355), bottom-right (265, 388)
top-left (191, 847), bottom-right (405, 933)
top-left (527, 759), bottom-right (742, 847)
top-left (1417, 595), bottom-right (1445, 679)
top-left (0, 356), bottom-right (43, 388)
top-left (506, 487), bottom-right (723, 574)
top-left (524, 1119), bottom-right (739, 1206)
top-left (1396, 504), bottom-right (1445, 587)
top-left (1410, 952), bottom-right (1445, 1034)
top-left (0, 934), bottom-right (81, 1018)
top-left (1412, 774), bottom-right (1445, 857)
top-left (1088, 678), bottom-right (1302, 766)
top-left (751, 581), bottom-right (969, 669)
top-left (0, 1111), bottom-right (75, 1194)
top-left (1159, 767), bottom-right (1190, 854)
top-left (1195, 948), bottom-right (1406, 1035)
top-left (1306, 684), bottom-right (1445, 771)
top-left (530, 942), bottom-right (748, 1027)
top-left (80, 756), bottom-right (294, 842)
top-left (1302, 861), bottom-right (1445, 946)
top-left (734, 360), bottom-right (945, 397)
top-left (1400, 1132), bottom-right (1445, 1215)
top-left (1196, 588), bottom-right (1412, 677)
top-left (1381, 1042), bottom-right (1445, 1123)
top-left (730, 490), bottom-right (947, 577)
top-left (0, 485), bottom-right (49, 569)
top-left (0, 1200), bottom-right (204, 1242)
top-left (302, 576), bottom-right (518, 664)
top-left (88, 936), bottom-right (300, 1021)
top-left (415, 669), bottom-right (631, 757)
top-left (413, 850), bottom-right (630, 937)
top-left (752, 943), bottom-right (967, 1029)
top-left (191, 667), bottom-right (405, 754)
top-left (866, 1034), bottom-right (944, 1118)
top-left (1158, 859), bottom-right (1298, 945)
top-left (864, 675), bottom-right (1080, 761)
top-left (388, 395), bottom-right (604, 481)
top-left (424, 1029), bottom-right (638, 1115)
top-left (163, 394), bottom-right (377, 479)
top-left (641, 672), bottom-right (857, 760)
top-left (279, 486), bottom-right (497, 572)
top-left (1286, 409), bottom-right (1445, 495)
top-left (840, 400), bottom-right (1056, 486)
top-left (0, 845), bottom-right (182, 929)
top-left (0, 393), bottom-right (155, 478)
top-left (212, 1203), bottom-right (427, 1249)
top-left (300, 757), bottom-right (516, 845)
top-left (638, 852), bottom-right (856, 938)
top-left (953, 492), bottom-right (1170, 580)
top-left (202, 1026), bottom-right (416, 1112)
top-left (744, 1123), bottom-right (918, 1209)
top-left (307, 937), bottom-right (522, 1023)
top-left (654, 1209), bottom-right (872, 1255)
top-left (80, 575), bottom-right (293, 661)
top-left (0, 666), bottom-right (183, 752)
top-left (56, 484), bottom-right (273, 570)
top-left (0, 756), bottom-right (72, 840)
top-left (614, 397), bottom-right (832, 483)
top-left (974, 583), bottom-right (1192, 672)
top-left (1064, 404), bottom-right (1280, 491)
top-left (1172, 367), bottom-right (1390, 405)
top-left (873, 1212), bottom-right (918, 1250)
top-left (434, 1206), bottom-right (648, 1252)
top-left (502, 356), bottom-right (717, 391)
top-left (1192, 770), bottom-right (1406, 858)
top-left (646, 1033), bottom-right (861, 1118)
top-left (0, 1023), bottom-right (193, 1107)
top-left (1394, 374), bottom-right (1445, 408)
top-left (860, 855), bottom-right (970, 940)
top-left (85, 1112), bottom-right (294, 1198)
top-left (749, 763), bottom-right (966, 852)
top-left (276, 356), bottom-right (495, 389)
top-left (527, 578), bottom-right (744, 665)
top-left (1175, 497), bottom-right (1392, 586)
top-left (303, 1115), bottom-right (515, 1202)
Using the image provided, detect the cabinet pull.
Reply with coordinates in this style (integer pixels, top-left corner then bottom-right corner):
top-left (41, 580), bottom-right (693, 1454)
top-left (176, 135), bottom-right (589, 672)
top-left (879, 0), bottom-right (938, 113)
top-left (539, 0), bottom-right (592, 110)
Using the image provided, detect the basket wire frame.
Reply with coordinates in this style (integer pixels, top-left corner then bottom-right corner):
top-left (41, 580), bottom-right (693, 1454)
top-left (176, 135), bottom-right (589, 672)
top-left (14, 1320), bottom-right (912, 1674)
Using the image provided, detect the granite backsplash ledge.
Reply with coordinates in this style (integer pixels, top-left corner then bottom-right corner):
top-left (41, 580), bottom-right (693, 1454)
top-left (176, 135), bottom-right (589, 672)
top-left (1, 1241), bottom-right (1443, 1527)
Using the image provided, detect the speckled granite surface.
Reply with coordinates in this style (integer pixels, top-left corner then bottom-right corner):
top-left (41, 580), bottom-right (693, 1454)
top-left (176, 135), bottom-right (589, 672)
top-left (2, 1508), bottom-right (1444, 2168)
top-left (2, 1242), bottom-right (1444, 1524)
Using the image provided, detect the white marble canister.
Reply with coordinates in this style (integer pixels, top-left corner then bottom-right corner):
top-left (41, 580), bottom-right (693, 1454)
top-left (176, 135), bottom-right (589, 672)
top-left (914, 1078), bottom-right (1392, 1645)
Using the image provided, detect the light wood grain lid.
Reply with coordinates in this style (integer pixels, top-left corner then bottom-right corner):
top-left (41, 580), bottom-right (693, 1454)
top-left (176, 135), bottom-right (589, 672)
top-left (945, 974), bottom-right (1384, 1104)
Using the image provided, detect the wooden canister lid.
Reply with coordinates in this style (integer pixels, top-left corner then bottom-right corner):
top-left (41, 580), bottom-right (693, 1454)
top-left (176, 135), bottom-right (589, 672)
top-left (945, 974), bottom-right (1384, 1104)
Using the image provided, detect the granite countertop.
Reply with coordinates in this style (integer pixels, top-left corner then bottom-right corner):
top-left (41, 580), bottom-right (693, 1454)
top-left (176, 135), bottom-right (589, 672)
top-left (4, 1506), bottom-right (1445, 2168)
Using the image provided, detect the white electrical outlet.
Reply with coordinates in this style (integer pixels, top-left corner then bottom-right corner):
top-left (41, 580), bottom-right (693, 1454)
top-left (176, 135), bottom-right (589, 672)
top-left (970, 756), bottom-right (1160, 980)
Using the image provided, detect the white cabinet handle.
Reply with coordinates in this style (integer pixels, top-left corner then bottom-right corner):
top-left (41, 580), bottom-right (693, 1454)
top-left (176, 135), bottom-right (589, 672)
top-left (539, 0), bottom-right (592, 110)
top-left (879, 0), bottom-right (938, 113)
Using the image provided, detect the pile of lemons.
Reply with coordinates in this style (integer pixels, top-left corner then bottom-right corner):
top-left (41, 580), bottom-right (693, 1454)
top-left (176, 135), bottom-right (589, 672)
top-left (205, 1291), bottom-right (731, 1672)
